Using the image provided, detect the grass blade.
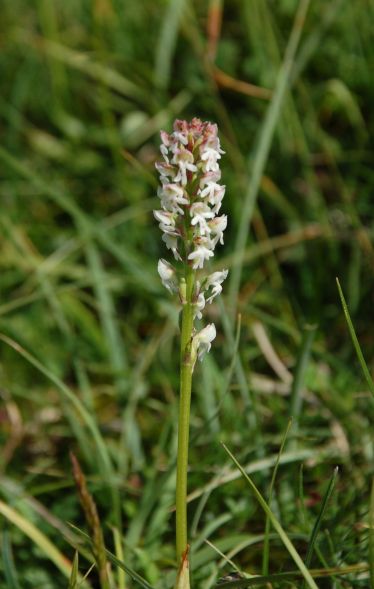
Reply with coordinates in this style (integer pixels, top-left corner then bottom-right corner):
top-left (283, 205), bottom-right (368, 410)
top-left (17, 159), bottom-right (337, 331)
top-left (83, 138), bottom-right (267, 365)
top-left (154, 0), bottom-right (188, 89)
top-left (1, 530), bottom-right (21, 589)
top-left (336, 277), bottom-right (374, 398)
top-left (39, 38), bottom-right (147, 104)
top-left (194, 313), bottom-right (242, 437)
top-left (187, 447), bottom-right (319, 504)
top-left (83, 238), bottom-right (129, 394)
top-left (113, 527), bottom-right (126, 589)
top-left (301, 467), bottom-right (339, 588)
top-left (291, 0), bottom-right (344, 82)
top-left (262, 418), bottom-right (292, 575)
top-left (0, 146), bottom-right (157, 293)
top-left (218, 299), bottom-right (260, 439)
top-left (0, 334), bottom-right (114, 484)
top-left (1, 331), bottom-right (125, 573)
top-left (0, 500), bottom-right (83, 583)
top-left (289, 323), bottom-right (317, 447)
top-left (68, 524), bottom-right (155, 589)
top-left (68, 552), bottom-right (79, 589)
top-left (210, 563), bottom-right (368, 587)
top-left (228, 0), bottom-right (311, 313)
top-left (222, 443), bottom-right (319, 589)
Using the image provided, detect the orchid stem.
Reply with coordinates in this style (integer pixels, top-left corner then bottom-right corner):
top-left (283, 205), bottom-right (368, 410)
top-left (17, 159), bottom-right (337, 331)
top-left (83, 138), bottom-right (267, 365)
top-left (176, 264), bottom-right (194, 561)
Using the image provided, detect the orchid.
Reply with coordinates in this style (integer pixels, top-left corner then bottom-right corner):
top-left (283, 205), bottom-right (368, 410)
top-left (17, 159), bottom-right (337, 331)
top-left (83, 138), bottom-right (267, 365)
top-left (154, 119), bottom-right (228, 581)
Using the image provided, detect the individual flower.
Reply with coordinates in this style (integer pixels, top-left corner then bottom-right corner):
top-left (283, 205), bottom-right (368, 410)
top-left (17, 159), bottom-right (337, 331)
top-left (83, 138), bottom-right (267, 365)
top-left (159, 183), bottom-right (189, 215)
top-left (193, 291), bottom-right (206, 320)
top-left (192, 323), bottom-right (216, 361)
top-left (188, 240), bottom-right (214, 269)
top-left (153, 210), bottom-right (179, 236)
top-left (190, 202), bottom-right (214, 236)
top-left (208, 215), bottom-right (227, 246)
top-left (158, 259), bottom-right (179, 293)
top-left (200, 169), bottom-right (222, 187)
top-left (204, 270), bottom-right (229, 303)
top-left (155, 161), bottom-right (177, 182)
top-left (172, 147), bottom-right (197, 186)
top-left (201, 147), bottom-right (221, 172)
top-left (162, 233), bottom-right (181, 261)
top-left (199, 182), bottom-right (226, 212)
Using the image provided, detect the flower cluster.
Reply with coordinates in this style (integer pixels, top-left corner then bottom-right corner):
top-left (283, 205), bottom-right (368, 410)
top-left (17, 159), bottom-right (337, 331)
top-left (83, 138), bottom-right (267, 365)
top-left (155, 118), bottom-right (228, 361)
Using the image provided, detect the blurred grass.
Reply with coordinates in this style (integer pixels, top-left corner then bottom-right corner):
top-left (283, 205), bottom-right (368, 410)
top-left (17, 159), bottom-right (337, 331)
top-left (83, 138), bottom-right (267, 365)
top-left (0, 0), bottom-right (373, 587)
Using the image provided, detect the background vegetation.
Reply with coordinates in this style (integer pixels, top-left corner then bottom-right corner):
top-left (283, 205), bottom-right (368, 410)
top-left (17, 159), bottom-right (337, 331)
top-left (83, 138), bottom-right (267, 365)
top-left (0, 0), bottom-right (373, 587)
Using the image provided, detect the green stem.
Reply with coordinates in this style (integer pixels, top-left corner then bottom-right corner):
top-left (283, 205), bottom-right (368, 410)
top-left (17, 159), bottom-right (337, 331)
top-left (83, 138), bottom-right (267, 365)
top-left (176, 264), bottom-right (194, 561)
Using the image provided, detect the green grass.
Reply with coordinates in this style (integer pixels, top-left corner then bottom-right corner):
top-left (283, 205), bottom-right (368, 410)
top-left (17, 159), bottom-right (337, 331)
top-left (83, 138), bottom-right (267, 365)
top-left (0, 0), bottom-right (373, 587)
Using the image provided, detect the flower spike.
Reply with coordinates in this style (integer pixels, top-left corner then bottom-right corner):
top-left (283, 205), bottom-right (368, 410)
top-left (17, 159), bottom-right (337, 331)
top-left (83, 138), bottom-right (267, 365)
top-left (154, 118), bottom-right (228, 352)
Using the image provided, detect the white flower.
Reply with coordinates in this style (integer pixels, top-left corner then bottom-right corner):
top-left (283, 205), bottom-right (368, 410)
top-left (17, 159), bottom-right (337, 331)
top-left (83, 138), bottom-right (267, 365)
top-left (199, 170), bottom-right (221, 187)
top-left (173, 131), bottom-right (188, 145)
top-left (201, 147), bottom-right (221, 172)
top-left (193, 291), bottom-right (206, 320)
top-left (190, 202), bottom-right (214, 235)
top-left (160, 143), bottom-right (169, 162)
top-left (155, 162), bottom-right (177, 182)
top-left (208, 215), bottom-right (227, 246)
top-left (199, 182), bottom-right (225, 212)
top-left (188, 244), bottom-right (214, 269)
top-left (193, 323), bottom-right (216, 361)
top-left (160, 130), bottom-right (171, 146)
top-left (203, 128), bottom-right (225, 154)
top-left (162, 233), bottom-right (181, 260)
top-left (205, 270), bottom-right (228, 303)
top-left (160, 223), bottom-right (179, 236)
top-left (172, 147), bottom-right (197, 186)
top-left (160, 184), bottom-right (188, 214)
top-left (154, 209), bottom-right (175, 226)
top-left (154, 210), bottom-right (179, 236)
top-left (158, 259), bottom-right (178, 293)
